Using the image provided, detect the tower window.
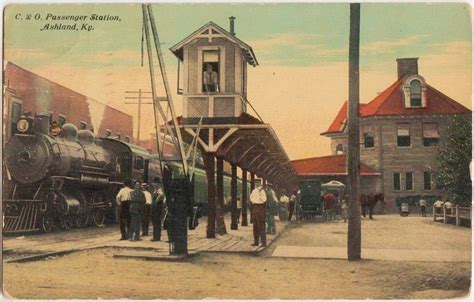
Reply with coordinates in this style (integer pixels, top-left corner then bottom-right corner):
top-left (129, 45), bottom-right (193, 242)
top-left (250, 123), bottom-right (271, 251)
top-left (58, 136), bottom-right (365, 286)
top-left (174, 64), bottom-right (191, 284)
top-left (409, 80), bottom-right (422, 107)
top-left (393, 172), bottom-right (401, 191)
top-left (79, 121), bottom-right (87, 130)
top-left (202, 50), bottom-right (220, 93)
top-left (405, 172), bottom-right (413, 191)
top-left (335, 144), bottom-right (344, 154)
top-left (363, 132), bottom-right (375, 148)
top-left (397, 125), bottom-right (411, 147)
top-left (424, 171), bottom-right (432, 190)
top-left (423, 123), bottom-right (440, 146)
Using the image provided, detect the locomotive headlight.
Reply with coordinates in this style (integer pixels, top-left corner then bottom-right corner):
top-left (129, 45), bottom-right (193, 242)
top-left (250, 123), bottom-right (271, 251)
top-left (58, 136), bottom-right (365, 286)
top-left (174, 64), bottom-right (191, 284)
top-left (16, 119), bottom-right (30, 133)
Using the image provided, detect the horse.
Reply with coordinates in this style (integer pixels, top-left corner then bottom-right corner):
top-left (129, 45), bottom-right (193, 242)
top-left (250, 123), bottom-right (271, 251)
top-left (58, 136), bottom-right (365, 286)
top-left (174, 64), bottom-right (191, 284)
top-left (359, 192), bottom-right (384, 219)
top-left (322, 192), bottom-right (336, 221)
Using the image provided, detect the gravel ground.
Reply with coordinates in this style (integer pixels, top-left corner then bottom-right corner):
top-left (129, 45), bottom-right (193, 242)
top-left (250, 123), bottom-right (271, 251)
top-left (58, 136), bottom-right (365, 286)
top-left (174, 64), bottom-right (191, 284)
top-left (2, 215), bottom-right (471, 299)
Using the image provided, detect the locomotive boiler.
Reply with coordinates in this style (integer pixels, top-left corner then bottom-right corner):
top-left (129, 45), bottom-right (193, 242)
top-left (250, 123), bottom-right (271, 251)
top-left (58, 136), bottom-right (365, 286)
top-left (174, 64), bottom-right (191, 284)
top-left (3, 114), bottom-right (151, 233)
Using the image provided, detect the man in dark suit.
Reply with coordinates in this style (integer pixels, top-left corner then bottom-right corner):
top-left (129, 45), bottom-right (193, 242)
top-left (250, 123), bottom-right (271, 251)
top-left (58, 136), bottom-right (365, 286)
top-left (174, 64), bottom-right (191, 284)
top-left (128, 180), bottom-right (146, 241)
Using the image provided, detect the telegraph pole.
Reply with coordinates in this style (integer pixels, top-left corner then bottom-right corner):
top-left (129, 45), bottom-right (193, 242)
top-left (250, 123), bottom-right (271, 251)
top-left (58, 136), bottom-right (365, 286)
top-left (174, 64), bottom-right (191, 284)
top-left (124, 89), bottom-right (153, 142)
top-left (347, 3), bottom-right (362, 261)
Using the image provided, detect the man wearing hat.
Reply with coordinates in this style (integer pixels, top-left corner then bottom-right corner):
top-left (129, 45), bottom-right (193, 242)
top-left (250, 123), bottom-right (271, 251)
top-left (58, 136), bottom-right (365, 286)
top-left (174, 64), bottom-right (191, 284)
top-left (250, 183), bottom-right (267, 247)
top-left (265, 184), bottom-right (278, 235)
top-left (141, 183), bottom-right (153, 236)
top-left (116, 178), bottom-right (132, 240)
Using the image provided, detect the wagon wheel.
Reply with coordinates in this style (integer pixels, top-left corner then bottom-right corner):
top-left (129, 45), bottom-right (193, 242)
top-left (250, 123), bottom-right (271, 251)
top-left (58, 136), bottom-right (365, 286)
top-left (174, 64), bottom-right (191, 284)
top-left (90, 192), bottom-right (107, 227)
top-left (42, 213), bottom-right (55, 233)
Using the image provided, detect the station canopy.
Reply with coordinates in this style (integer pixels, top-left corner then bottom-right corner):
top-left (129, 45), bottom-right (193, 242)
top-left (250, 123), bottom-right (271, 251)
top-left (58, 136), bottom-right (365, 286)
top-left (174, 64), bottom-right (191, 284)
top-left (175, 113), bottom-right (298, 193)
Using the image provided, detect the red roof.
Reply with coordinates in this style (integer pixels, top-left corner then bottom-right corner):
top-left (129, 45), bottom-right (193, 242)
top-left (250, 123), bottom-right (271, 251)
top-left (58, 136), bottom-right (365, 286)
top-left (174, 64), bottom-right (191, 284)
top-left (291, 154), bottom-right (379, 176)
top-left (323, 78), bottom-right (471, 135)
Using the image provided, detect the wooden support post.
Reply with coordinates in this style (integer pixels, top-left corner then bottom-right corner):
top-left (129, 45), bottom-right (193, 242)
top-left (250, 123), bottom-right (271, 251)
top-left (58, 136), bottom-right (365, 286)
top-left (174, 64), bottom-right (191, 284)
top-left (230, 164), bottom-right (238, 230)
top-left (216, 157), bottom-right (227, 235)
top-left (204, 153), bottom-right (216, 238)
top-left (250, 172), bottom-right (255, 224)
top-left (347, 3), bottom-right (362, 261)
top-left (455, 205), bottom-right (460, 226)
top-left (433, 206), bottom-right (436, 222)
top-left (443, 206), bottom-right (447, 224)
top-left (241, 169), bottom-right (248, 226)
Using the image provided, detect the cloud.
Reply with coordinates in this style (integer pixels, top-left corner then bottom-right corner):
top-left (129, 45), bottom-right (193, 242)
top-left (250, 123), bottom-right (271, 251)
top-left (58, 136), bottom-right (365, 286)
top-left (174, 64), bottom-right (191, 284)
top-left (361, 35), bottom-right (425, 54)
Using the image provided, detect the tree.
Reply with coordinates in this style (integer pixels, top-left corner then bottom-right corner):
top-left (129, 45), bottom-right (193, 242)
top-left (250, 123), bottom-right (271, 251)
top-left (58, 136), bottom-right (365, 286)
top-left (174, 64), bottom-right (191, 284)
top-left (435, 115), bottom-right (472, 206)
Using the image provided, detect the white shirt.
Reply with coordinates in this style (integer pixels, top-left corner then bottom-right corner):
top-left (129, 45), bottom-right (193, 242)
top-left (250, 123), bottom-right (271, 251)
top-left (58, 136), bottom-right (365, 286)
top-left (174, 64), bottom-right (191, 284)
top-left (444, 201), bottom-right (453, 208)
top-left (280, 195), bottom-right (289, 204)
top-left (419, 199), bottom-right (427, 206)
top-left (116, 187), bottom-right (132, 206)
top-left (143, 190), bottom-right (153, 205)
top-left (250, 186), bottom-right (267, 204)
top-left (433, 200), bottom-right (444, 208)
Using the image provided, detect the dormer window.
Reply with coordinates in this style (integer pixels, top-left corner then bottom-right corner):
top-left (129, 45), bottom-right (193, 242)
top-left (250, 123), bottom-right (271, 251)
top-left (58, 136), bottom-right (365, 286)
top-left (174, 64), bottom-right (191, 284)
top-left (409, 80), bottom-right (422, 107)
top-left (402, 75), bottom-right (427, 108)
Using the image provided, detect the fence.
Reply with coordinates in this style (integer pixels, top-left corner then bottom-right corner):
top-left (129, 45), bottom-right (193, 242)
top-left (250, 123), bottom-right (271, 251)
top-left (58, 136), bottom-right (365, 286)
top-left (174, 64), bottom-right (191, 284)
top-left (433, 205), bottom-right (472, 227)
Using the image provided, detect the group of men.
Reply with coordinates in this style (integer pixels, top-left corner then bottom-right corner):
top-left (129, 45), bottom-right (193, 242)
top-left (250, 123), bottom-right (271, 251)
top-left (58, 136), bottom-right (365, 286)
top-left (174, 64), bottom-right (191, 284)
top-left (249, 183), bottom-right (298, 247)
top-left (116, 178), bottom-right (166, 241)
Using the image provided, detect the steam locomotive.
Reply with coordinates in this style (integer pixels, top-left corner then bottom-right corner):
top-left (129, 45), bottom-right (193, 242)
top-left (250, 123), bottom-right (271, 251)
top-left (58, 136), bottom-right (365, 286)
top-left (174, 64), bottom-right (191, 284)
top-left (3, 114), bottom-right (248, 234)
top-left (3, 114), bottom-right (161, 233)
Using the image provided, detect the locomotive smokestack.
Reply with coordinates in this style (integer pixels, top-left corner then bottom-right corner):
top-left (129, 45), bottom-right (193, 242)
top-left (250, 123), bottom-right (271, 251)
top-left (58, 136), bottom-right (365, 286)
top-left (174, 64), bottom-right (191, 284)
top-left (229, 16), bottom-right (236, 36)
top-left (34, 114), bottom-right (50, 135)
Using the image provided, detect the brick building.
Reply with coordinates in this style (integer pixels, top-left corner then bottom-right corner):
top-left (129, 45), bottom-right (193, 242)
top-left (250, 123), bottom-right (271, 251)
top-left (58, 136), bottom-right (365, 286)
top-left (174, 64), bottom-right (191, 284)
top-left (294, 58), bottom-right (471, 209)
top-left (3, 62), bottom-right (133, 143)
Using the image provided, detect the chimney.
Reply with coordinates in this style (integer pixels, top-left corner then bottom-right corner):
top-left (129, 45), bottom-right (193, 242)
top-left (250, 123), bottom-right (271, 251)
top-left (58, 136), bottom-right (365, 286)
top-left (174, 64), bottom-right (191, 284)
top-left (229, 16), bottom-right (236, 36)
top-left (396, 58), bottom-right (418, 79)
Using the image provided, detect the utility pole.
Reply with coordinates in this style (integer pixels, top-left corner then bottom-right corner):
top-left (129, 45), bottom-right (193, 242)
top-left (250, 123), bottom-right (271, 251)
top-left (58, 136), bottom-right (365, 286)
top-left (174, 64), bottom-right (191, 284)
top-left (347, 3), bottom-right (362, 261)
top-left (124, 89), bottom-right (153, 142)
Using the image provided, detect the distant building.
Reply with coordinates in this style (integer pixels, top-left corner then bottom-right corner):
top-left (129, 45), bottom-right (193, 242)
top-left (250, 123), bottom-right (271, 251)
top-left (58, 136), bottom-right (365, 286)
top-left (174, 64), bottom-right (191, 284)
top-left (3, 62), bottom-right (133, 143)
top-left (293, 58), bottom-right (471, 209)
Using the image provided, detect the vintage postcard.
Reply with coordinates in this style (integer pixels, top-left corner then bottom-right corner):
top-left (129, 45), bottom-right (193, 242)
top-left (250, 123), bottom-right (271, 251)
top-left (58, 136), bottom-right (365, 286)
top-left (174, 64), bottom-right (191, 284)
top-left (1, 1), bottom-right (472, 300)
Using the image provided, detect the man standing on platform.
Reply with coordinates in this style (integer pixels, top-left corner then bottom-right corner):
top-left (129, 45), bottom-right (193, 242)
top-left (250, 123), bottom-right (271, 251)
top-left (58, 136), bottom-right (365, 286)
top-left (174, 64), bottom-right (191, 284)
top-left (141, 183), bottom-right (153, 236)
top-left (265, 184), bottom-right (278, 234)
top-left (128, 180), bottom-right (146, 241)
top-left (288, 192), bottom-right (297, 221)
top-left (250, 183), bottom-right (267, 247)
top-left (116, 178), bottom-right (132, 240)
top-left (151, 187), bottom-right (165, 241)
top-left (419, 197), bottom-right (427, 217)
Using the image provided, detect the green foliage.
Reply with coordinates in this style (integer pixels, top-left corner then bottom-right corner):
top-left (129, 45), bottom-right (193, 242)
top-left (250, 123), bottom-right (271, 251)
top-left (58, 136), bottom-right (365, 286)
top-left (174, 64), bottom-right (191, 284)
top-left (435, 115), bottom-right (472, 206)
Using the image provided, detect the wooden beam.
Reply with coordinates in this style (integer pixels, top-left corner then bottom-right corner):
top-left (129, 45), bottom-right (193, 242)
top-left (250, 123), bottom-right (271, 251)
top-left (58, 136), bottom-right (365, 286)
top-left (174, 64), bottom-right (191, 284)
top-left (231, 164), bottom-right (238, 230)
top-left (204, 153), bottom-right (216, 238)
top-left (241, 169), bottom-right (248, 226)
top-left (216, 157), bottom-right (227, 235)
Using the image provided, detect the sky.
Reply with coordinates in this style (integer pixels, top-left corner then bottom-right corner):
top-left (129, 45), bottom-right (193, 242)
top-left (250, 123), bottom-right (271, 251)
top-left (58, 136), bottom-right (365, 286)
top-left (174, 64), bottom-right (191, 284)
top-left (3, 2), bottom-right (472, 160)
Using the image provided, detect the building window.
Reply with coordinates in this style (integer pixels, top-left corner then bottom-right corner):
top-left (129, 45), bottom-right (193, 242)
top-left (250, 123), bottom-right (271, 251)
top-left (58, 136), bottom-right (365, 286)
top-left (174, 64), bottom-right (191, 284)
top-left (409, 80), bottom-right (422, 107)
top-left (397, 125), bottom-right (411, 147)
top-left (423, 123), bottom-right (440, 146)
top-left (393, 172), bottom-right (401, 191)
top-left (105, 130), bottom-right (111, 137)
top-left (79, 121), bottom-right (87, 130)
top-left (363, 133), bottom-right (375, 149)
top-left (405, 172), bottom-right (413, 191)
top-left (134, 156), bottom-right (144, 170)
top-left (10, 102), bottom-right (22, 136)
top-left (202, 50), bottom-right (219, 93)
top-left (335, 144), bottom-right (344, 155)
top-left (58, 115), bottom-right (66, 126)
top-left (424, 172), bottom-right (432, 190)
top-left (124, 136), bottom-right (130, 143)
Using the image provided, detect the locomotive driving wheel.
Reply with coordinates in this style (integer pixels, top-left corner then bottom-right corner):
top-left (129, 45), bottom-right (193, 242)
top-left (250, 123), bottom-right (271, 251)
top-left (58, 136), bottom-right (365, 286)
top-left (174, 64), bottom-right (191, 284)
top-left (90, 192), bottom-right (107, 227)
top-left (74, 192), bottom-right (89, 228)
top-left (42, 213), bottom-right (55, 233)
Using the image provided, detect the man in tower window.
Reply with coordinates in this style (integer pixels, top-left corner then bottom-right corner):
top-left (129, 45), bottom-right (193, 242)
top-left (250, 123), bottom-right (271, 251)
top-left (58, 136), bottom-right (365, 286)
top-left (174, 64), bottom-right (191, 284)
top-left (203, 63), bottom-right (219, 93)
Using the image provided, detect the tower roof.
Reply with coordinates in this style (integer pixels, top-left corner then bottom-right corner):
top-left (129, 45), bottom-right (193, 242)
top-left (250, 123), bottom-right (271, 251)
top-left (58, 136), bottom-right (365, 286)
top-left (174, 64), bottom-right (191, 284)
top-left (169, 21), bottom-right (258, 66)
